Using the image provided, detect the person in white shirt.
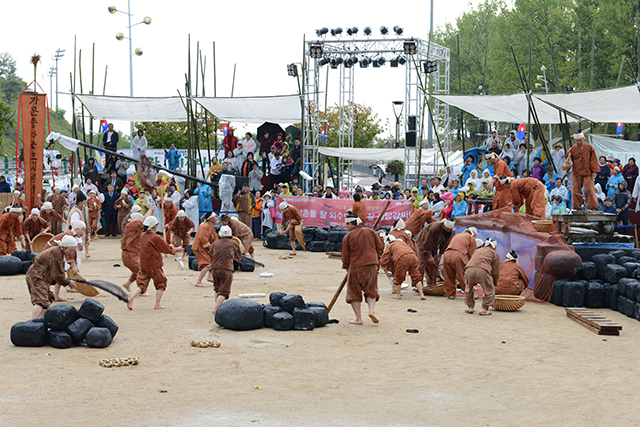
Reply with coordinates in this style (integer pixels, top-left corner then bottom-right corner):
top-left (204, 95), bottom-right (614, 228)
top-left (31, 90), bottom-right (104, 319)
top-left (131, 129), bottom-right (148, 161)
top-left (242, 132), bottom-right (256, 154)
top-left (551, 142), bottom-right (566, 178)
top-left (233, 142), bottom-right (248, 169)
top-left (81, 178), bottom-right (98, 196)
top-left (182, 189), bottom-right (200, 231)
top-left (431, 176), bottom-right (445, 194)
top-left (224, 152), bottom-right (239, 174)
top-left (174, 168), bottom-right (186, 192)
top-left (549, 178), bottom-right (569, 204)
top-left (484, 130), bottom-right (501, 150)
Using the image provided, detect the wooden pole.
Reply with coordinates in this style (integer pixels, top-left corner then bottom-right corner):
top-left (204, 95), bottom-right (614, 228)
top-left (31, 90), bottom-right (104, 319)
top-left (457, 33), bottom-right (465, 154)
top-left (327, 201), bottom-right (391, 313)
top-left (231, 63), bottom-right (236, 97)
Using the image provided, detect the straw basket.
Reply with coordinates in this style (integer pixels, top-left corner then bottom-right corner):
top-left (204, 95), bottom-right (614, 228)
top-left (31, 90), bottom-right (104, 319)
top-left (231, 237), bottom-right (245, 254)
top-left (66, 269), bottom-right (99, 297)
top-left (31, 233), bottom-right (53, 254)
top-left (531, 220), bottom-right (553, 233)
top-left (491, 295), bottom-right (526, 311)
top-left (424, 282), bottom-right (446, 296)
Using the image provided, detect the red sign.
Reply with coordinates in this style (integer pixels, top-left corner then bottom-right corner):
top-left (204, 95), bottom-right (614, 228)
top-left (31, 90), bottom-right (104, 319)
top-left (21, 93), bottom-right (46, 210)
top-left (275, 196), bottom-right (414, 228)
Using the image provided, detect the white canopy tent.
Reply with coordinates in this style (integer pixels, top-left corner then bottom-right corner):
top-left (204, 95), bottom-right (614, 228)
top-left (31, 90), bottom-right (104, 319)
top-left (534, 85), bottom-right (640, 123)
top-left (589, 134), bottom-right (640, 164)
top-left (73, 94), bottom-right (302, 124)
top-left (430, 93), bottom-right (577, 124)
top-left (74, 95), bottom-right (187, 122)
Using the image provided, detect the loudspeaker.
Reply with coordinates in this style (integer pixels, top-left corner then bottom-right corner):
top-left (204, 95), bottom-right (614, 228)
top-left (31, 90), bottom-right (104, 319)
top-left (408, 116), bottom-right (417, 131)
top-left (234, 176), bottom-right (249, 192)
top-left (406, 131), bottom-right (417, 147)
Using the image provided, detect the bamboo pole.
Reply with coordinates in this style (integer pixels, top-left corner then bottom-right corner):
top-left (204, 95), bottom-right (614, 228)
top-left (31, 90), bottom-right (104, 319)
top-left (457, 33), bottom-right (465, 154)
top-left (231, 63), bottom-right (236, 97)
top-left (200, 50), bottom-right (211, 169)
top-left (213, 41), bottom-right (218, 152)
top-left (102, 65), bottom-right (108, 96)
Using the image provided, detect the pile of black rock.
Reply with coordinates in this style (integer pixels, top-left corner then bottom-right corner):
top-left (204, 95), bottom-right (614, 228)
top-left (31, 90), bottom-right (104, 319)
top-left (262, 226), bottom-right (392, 252)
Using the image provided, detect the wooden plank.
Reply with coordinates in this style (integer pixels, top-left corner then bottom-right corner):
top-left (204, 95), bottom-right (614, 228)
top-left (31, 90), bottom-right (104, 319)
top-left (565, 308), bottom-right (622, 334)
top-left (567, 314), bottom-right (620, 335)
top-left (567, 312), bottom-right (622, 331)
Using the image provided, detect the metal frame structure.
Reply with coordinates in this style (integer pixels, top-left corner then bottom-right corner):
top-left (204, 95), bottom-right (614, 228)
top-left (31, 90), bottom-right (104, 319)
top-left (302, 35), bottom-right (450, 188)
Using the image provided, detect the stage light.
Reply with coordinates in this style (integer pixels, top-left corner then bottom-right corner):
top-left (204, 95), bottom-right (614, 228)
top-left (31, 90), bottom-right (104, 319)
top-left (397, 56), bottom-right (407, 65)
top-left (393, 26), bottom-right (403, 36)
top-left (287, 63), bottom-right (298, 77)
top-left (309, 43), bottom-right (323, 59)
top-left (360, 57), bottom-right (371, 68)
top-left (330, 27), bottom-right (343, 36)
top-left (330, 57), bottom-right (343, 68)
top-left (108, 6), bottom-right (117, 13)
top-left (350, 56), bottom-right (358, 64)
top-left (390, 58), bottom-right (398, 67)
top-left (316, 27), bottom-right (329, 37)
top-left (404, 39), bottom-right (417, 55)
top-left (363, 27), bottom-right (372, 36)
top-left (346, 27), bottom-right (359, 36)
top-left (376, 57), bottom-right (386, 66)
top-left (380, 26), bottom-right (388, 35)
top-left (319, 58), bottom-right (330, 67)
top-left (423, 60), bottom-right (437, 74)
top-left (115, 32), bottom-right (124, 41)
top-left (134, 48), bottom-right (143, 56)
top-left (345, 58), bottom-right (354, 68)
top-left (143, 16), bottom-right (152, 25)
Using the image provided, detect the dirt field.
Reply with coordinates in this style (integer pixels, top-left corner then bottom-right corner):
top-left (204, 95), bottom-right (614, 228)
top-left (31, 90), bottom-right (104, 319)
top-left (2, 238), bottom-right (640, 426)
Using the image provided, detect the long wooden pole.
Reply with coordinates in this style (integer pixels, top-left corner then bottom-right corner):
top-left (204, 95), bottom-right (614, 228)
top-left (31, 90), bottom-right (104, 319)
top-left (327, 201), bottom-right (391, 313)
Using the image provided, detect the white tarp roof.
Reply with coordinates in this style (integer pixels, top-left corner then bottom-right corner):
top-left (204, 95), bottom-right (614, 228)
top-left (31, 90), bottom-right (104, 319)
top-left (590, 134), bottom-right (640, 164)
top-left (534, 85), bottom-right (640, 123)
top-left (193, 95), bottom-right (302, 124)
top-left (430, 93), bottom-right (575, 124)
top-left (318, 147), bottom-right (463, 170)
top-left (75, 95), bottom-right (187, 122)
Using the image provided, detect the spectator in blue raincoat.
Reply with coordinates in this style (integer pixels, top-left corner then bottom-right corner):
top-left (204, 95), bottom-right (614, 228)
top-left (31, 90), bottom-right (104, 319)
top-left (164, 143), bottom-right (182, 171)
top-left (193, 182), bottom-right (213, 217)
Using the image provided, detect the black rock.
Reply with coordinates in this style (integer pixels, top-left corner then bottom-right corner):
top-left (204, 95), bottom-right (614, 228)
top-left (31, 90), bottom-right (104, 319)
top-left (609, 250), bottom-right (627, 260)
top-left (324, 241), bottom-right (337, 252)
top-left (306, 302), bottom-right (328, 309)
top-left (10, 321), bottom-right (47, 347)
top-left (0, 255), bottom-right (25, 275)
top-left (580, 262), bottom-right (598, 280)
top-left (262, 304), bottom-right (282, 328)
top-left (585, 281), bottom-right (605, 308)
top-left (97, 314), bottom-right (119, 339)
top-left (44, 304), bottom-right (79, 331)
top-left (47, 330), bottom-right (73, 349)
top-left (335, 242), bottom-right (342, 252)
top-left (617, 256), bottom-right (637, 266)
top-left (293, 308), bottom-right (315, 330)
top-left (66, 318), bottom-right (94, 344)
top-left (28, 252), bottom-right (38, 261)
top-left (313, 228), bottom-right (329, 241)
top-left (21, 260), bottom-right (32, 275)
top-left (634, 303), bottom-right (640, 322)
top-left (327, 230), bottom-right (345, 243)
top-left (214, 299), bottom-right (264, 331)
top-left (307, 306), bottom-right (329, 327)
top-left (618, 278), bottom-right (639, 299)
top-left (619, 296), bottom-right (635, 318)
top-left (189, 256), bottom-right (199, 271)
top-left (606, 284), bottom-right (619, 310)
top-left (271, 311), bottom-right (294, 331)
top-left (78, 298), bottom-right (105, 324)
top-left (592, 254), bottom-right (616, 280)
top-left (269, 292), bottom-right (287, 307)
top-left (307, 241), bottom-right (326, 252)
top-left (622, 262), bottom-right (640, 278)
top-left (562, 281), bottom-right (586, 307)
top-left (85, 327), bottom-right (113, 348)
top-left (632, 249), bottom-right (640, 261)
top-left (551, 280), bottom-right (566, 306)
top-left (604, 264), bottom-right (627, 284)
top-left (280, 294), bottom-right (305, 314)
top-left (186, 244), bottom-right (194, 256)
top-left (27, 317), bottom-right (45, 323)
top-left (303, 231), bottom-right (315, 243)
top-left (12, 250), bottom-right (32, 261)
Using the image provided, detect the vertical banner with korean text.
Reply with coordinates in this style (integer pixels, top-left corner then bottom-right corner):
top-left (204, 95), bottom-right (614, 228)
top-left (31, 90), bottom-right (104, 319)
top-left (21, 93), bottom-right (46, 210)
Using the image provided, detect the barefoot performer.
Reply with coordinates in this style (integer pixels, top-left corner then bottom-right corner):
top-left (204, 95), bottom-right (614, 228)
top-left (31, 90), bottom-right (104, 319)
top-left (464, 238), bottom-right (501, 316)
top-left (86, 190), bottom-right (102, 240)
top-left (170, 210), bottom-right (195, 252)
top-left (277, 201), bottom-right (304, 255)
top-left (0, 207), bottom-right (26, 255)
top-left (209, 225), bottom-right (242, 314)
top-left (27, 235), bottom-right (78, 318)
top-left (22, 208), bottom-right (50, 251)
top-left (415, 218), bottom-right (455, 288)
top-left (219, 214), bottom-right (254, 258)
top-left (193, 212), bottom-right (219, 287)
top-left (379, 235), bottom-right (425, 300)
top-left (46, 221), bottom-right (86, 302)
top-left (120, 206), bottom-right (155, 292)
top-left (388, 218), bottom-right (415, 252)
top-left (162, 195), bottom-right (178, 245)
top-left (341, 212), bottom-right (384, 324)
top-left (127, 216), bottom-right (181, 310)
top-left (442, 226), bottom-right (478, 299)
top-left (404, 200), bottom-right (436, 236)
top-left (40, 201), bottom-right (64, 231)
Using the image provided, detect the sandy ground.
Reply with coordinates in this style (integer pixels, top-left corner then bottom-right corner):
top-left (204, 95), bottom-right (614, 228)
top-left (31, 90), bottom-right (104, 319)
top-left (2, 238), bottom-right (640, 426)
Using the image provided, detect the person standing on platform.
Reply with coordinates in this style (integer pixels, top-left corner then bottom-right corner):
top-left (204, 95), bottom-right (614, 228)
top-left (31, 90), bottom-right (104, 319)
top-left (341, 212), bottom-right (385, 324)
top-left (486, 152), bottom-right (513, 209)
top-left (234, 184), bottom-right (255, 229)
top-left (131, 129), bottom-right (148, 161)
top-left (164, 142), bottom-right (182, 171)
top-left (102, 123), bottom-right (119, 151)
top-left (563, 131), bottom-right (600, 211)
top-left (464, 238), bottom-right (500, 316)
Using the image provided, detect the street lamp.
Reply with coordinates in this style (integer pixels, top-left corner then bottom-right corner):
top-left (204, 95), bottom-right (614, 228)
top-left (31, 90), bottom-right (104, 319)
top-left (392, 101), bottom-right (404, 181)
top-left (108, 2), bottom-right (151, 137)
top-left (536, 65), bottom-right (552, 143)
top-left (48, 67), bottom-right (56, 109)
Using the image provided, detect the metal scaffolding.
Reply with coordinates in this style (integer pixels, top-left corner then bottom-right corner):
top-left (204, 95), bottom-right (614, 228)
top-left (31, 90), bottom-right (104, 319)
top-left (302, 35), bottom-right (450, 188)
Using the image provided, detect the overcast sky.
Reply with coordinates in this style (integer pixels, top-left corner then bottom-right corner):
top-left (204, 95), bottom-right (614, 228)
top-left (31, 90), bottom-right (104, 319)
top-left (3, 0), bottom-right (476, 141)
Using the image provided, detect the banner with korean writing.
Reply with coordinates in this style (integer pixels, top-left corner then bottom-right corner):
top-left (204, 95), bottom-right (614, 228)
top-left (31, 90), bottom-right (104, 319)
top-left (274, 196), bottom-right (414, 228)
top-left (21, 93), bottom-right (46, 210)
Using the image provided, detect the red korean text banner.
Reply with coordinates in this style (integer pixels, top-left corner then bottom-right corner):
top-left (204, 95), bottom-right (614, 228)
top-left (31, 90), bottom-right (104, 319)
top-left (21, 93), bottom-right (46, 210)
top-left (275, 196), bottom-right (414, 228)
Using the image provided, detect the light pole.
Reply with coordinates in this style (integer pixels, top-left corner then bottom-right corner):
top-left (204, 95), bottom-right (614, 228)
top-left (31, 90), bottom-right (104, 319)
top-left (536, 65), bottom-right (552, 143)
top-left (108, 2), bottom-right (151, 138)
top-left (392, 101), bottom-right (404, 181)
top-left (53, 49), bottom-right (65, 110)
top-left (48, 67), bottom-right (56, 109)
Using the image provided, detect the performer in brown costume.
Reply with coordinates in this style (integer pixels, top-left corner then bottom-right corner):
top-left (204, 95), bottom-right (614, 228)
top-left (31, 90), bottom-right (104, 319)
top-left (379, 236), bottom-right (425, 300)
top-left (120, 206), bottom-right (155, 292)
top-left (114, 188), bottom-right (133, 236)
top-left (162, 195), bottom-right (178, 245)
top-left (86, 190), bottom-right (102, 239)
top-left (278, 201), bottom-right (304, 255)
top-left (220, 214), bottom-right (254, 257)
top-left (501, 176), bottom-right (546, 218)
top-left (351, 193), bottom-right (366, 224)
top-left (404, 200), bottom-right (436, 236)
top-left (193, 212), bottom-right (219, 287)
top-left (415, 218), bottom-right (455, 287)
top-left (341, 212), bottom-right (384, 324)
top-left (0, 207), bottom-right (26, 255)
top-left (495, 250), bottom-right (529, 295)
top-left (563, 131), bottom-right (601, 210)
top-left (442, 226), bottom-right (479, 299)
top-left (22, 208), bottom-right (50, 251)
top-left (209, 225), bottom-right (242, 314)
top-left (388, 218), bottom-right (415, 252)
top-left (27, 235), bottom-right (78, 319)
top-left (486, 152), bottom-right (513, 209)
top-left (40, 201), bottom-right (63, 231)
top-left (46, 187), bottom-right (67, 234)
top-left (170, 210), bottom-right (195, 251)
top-left (464, 238), bottom-right (501, 315)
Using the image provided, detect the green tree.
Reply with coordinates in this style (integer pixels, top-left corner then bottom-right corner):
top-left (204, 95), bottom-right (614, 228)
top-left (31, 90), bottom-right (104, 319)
top-left (135, 114), bottom-right (223, 150)
top-left (322, 102), bottom-right (384, 148)
top-left (0, 52), bottom-right (16, 79)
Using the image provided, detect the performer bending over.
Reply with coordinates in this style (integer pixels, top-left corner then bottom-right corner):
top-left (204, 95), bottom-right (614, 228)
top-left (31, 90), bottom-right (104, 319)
top-left (464, 238), bottom-right (501, 316)
top-left (379, 235), bottom-right (425, 300)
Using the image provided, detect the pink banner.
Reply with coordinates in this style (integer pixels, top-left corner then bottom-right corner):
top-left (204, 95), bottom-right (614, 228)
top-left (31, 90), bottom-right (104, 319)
top-left (275, 196), bottom-right (414, 228)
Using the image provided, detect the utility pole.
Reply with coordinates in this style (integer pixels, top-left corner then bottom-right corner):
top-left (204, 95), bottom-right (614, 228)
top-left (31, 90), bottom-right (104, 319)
top-left (54, 48), bottom-right (65, 110)
top-left (48, 67), bottom-right (56, 108)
